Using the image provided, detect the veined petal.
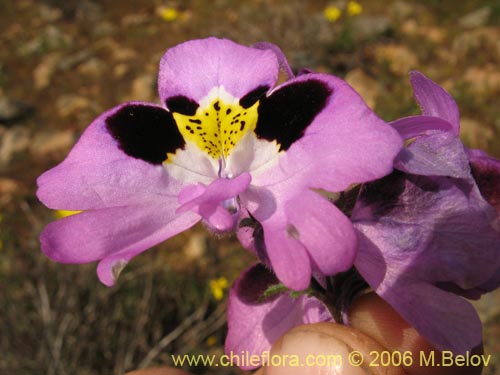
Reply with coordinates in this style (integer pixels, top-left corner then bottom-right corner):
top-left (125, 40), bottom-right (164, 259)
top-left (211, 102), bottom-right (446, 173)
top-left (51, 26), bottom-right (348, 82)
top-left (354, 172), bottom-right (499, 289)
top-left (225, 264), bottom-right (333, 369)
top-left (355, 226), bottom-right (485, 354)
top-left (252, 73), bottom-right (402, 192)
top-left (394, 131), bottom-right (470, 178)
top-left (158, 38), bottom-right (279, 105)
top-left (381, 275), bottom-right (482, 354)
top-left (390, 115), bottom-right (453, 139)
top-left (36, 102), bottom-right (184, 210)
top-left (40, 203), bottom-right (200, 286)
top-left (409, 71), bottom-right (460, 134)
top-left (353, 170), bottom-right (500, 352)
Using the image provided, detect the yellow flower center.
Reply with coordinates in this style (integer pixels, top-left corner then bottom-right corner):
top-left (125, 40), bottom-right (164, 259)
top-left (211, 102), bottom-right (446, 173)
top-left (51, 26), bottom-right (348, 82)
top-left (173, 97), bottom-right (259, 159)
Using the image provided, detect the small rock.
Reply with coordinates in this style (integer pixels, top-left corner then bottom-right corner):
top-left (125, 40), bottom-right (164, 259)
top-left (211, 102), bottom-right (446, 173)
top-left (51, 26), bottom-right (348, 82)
top-left (0, 126), bottom-right (31, 168)
top-left (92, 21), bottom-right (116, 38)
top-left (463, 65), bottom-right (500, 96)
top-left (123, 73), bottom-right (156, 102)
top-left (30, 130), bottom-right (75, 159)
top-left (183, 233), bottom-right (207, 261)
top-left (345, 69), bottom-right (379, 109)
top-left (113, 64), bottom-right (129, 79)
top-left (390, 1), bottom-right (420, 20)
top-left (112, 47), bottom-right (138, 62)
top-left (459, 6), bottom-right (491, 29)
top-left (77, 58), bottom-right (106, 76)
top-left (18, 25), bottom-right (70, 56)
top-left (351, 15), bottom-right (391, 41)
top-left (0, 96), bottom-right (34, 125)
top-left (0, 178), bottom-right (22, 205)
top-left (75, 0), bottom-right (102, 23)
top-left (58, 49), bottom-right (94, 71)
top-left (373, 44), bottom-right (419, 75)
top-left (33, 53), bottom-right (62, 90)
top-left (39, 3), bottom-right (63, 23)
top-left (56, 94), bottom-right (92, 117)
top-left (460, 117), bottom-right (496, 151)
top-left (453, 27), bottom-right (500, 63)
top-left (121, 13), bottom-right (150, 27)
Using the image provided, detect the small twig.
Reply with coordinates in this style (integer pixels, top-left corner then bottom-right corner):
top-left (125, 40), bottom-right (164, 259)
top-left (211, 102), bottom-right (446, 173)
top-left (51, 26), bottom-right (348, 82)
top-left (138, 300), bottom-right (209, 369)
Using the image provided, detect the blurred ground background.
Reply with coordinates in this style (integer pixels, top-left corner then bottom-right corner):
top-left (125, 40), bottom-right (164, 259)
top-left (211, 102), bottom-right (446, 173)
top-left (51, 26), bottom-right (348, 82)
top-left (1, 0), bottom-right (499, 374)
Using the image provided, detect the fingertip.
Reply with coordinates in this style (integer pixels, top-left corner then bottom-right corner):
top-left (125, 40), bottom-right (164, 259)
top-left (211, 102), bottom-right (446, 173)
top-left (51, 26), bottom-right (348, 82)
top-left (264, 322), bottom-right (404, 375)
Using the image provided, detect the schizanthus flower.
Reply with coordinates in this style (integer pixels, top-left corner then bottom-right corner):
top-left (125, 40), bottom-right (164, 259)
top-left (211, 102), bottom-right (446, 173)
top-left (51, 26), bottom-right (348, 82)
top-left (37, 38), bottom-right (401, 288)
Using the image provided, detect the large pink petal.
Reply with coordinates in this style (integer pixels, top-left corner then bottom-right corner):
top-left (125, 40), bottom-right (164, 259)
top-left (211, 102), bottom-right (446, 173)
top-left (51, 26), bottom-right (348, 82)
top-left (40, 202), bottom-right (200, 286)
top-left (158, 38), bottom-right (279, 104)
top-left (37, 102), bottom-right (182, 211)
top-left (253, 73), bottom-right (402, 193)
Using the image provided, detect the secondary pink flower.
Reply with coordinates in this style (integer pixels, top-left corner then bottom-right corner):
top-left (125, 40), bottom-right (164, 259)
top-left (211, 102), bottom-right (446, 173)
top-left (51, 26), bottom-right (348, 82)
top-left (37, 38), bottom-right (402, 288)
top-left (353, 71), bottom-right (500, 354)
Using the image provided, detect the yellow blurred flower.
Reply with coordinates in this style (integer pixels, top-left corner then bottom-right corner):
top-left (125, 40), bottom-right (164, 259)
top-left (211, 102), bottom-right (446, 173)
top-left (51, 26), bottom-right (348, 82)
top-left (347, 1), bottom-right (363, 17)
top-left (206, 335), bottom-right (217, 347)
top-left (323, 5), bottom-right (342, 23)
top-left (157, 6), bottom-right (180, 22)
top-left (55, 210), bottom-right (81, 219)
top-left (209, 277), bottom-right (229, 301)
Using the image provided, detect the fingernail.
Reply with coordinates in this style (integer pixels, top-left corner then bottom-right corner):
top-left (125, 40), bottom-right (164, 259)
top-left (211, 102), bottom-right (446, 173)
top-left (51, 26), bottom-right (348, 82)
top-left (265, 329), bottom-right (369, 375)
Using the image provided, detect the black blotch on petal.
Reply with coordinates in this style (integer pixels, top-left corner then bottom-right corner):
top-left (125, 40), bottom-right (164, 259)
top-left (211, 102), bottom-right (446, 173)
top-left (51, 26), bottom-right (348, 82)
top-left (239, 86), bottom-right (269, 109)
top-left (255, 80), bottom-right (332, 151)
top-left (166, 96), bottom-right (199, 115)
top-left (106, 104), bottom-right (184, 164)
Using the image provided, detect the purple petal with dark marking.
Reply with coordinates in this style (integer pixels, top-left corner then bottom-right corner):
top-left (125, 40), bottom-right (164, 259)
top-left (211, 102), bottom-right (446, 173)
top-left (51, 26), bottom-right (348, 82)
top-left (37, 102), bottom-right (184, 211)
top-left (253, 73), bottom-right (402, 194)
top-left (353, 171), bottom-right (500, 353)
top-left (225, 264), bottom-right (334, 369)
top-left (468, 148), bottom-right (500, 214)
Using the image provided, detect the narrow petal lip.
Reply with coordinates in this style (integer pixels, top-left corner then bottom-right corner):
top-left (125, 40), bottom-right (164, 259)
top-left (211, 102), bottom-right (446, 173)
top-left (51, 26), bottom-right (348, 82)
top-left (409, 71), bottom-right (460, 134)
top-left (175, 172), bottom-right (252, 232)
top-left (390, 115), bottom-right (453, 139)
top-left (252, 41), bottom-right (294, 79)
top-left (176, 172), bottom-right (252, 213)
top-left (158, 37), bottom-right (279, 105)
top-left (36, 101), bottom-right (184, 211)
